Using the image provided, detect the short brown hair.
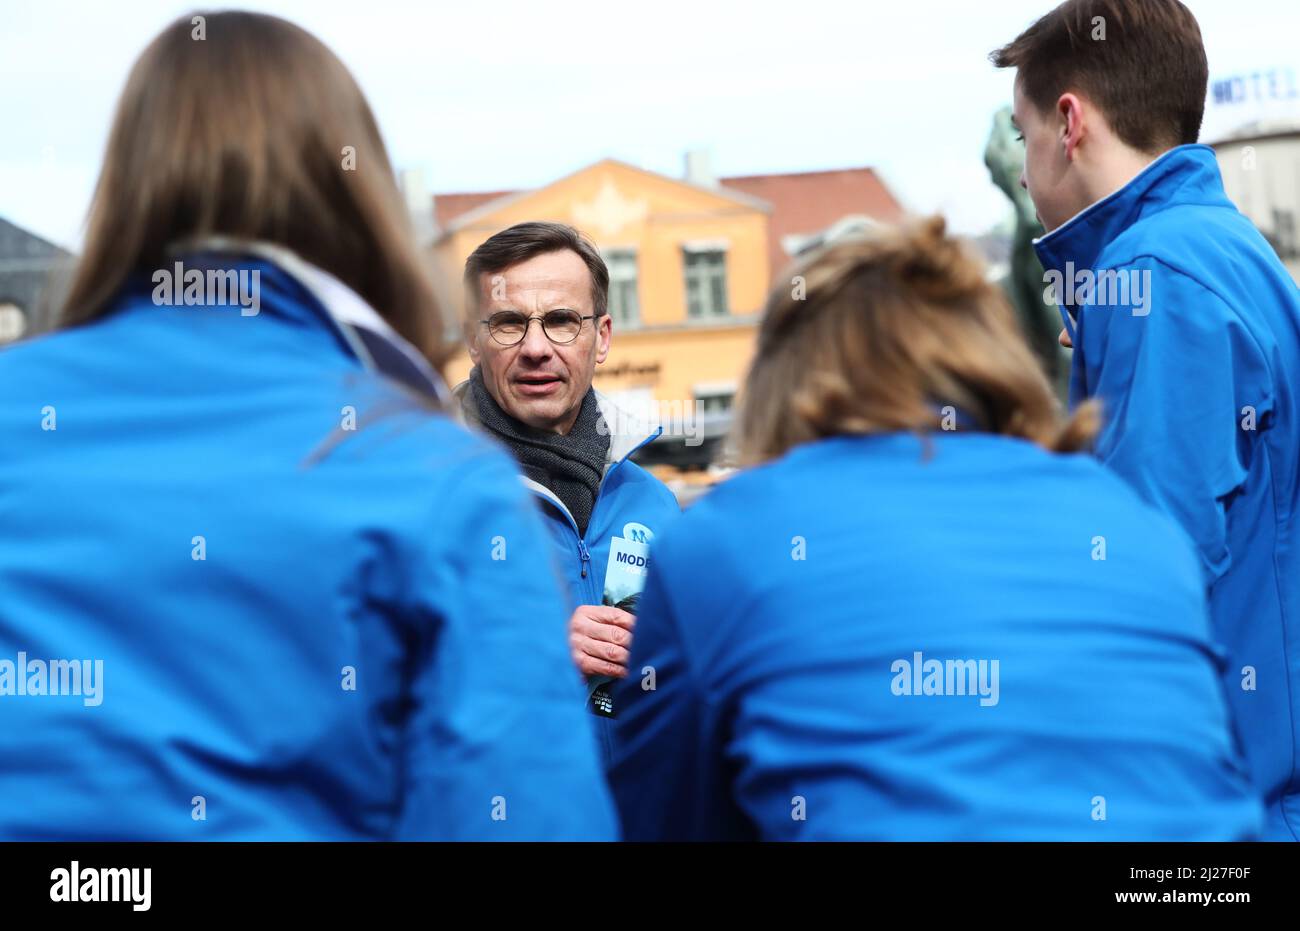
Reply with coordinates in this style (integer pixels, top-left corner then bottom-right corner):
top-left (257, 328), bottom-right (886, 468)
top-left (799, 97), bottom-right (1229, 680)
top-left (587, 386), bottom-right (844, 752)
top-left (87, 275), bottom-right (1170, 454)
top-left (463, 221), bottom-right (609, 318)
top-left (734, 217), bottom-right (1098, 464)
top-left (62, 11), bottom-right (451, 370)
top-left (991, 0), bottom-right (1208, 154)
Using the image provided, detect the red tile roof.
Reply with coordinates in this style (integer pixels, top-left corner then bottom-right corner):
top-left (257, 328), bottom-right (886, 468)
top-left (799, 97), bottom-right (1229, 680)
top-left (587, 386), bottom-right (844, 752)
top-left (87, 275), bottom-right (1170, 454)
top-left (720, 168), bottom-right (905, 278)
top-left (433, 190), bottom-right (518, 232)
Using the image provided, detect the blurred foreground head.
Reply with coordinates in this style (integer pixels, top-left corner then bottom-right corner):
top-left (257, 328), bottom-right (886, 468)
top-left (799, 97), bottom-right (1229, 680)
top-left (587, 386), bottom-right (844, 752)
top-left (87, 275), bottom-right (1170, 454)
top-left (735, 217), bottom-right (1098, 464)
top-left (61, 10), bottom-right (449, 368)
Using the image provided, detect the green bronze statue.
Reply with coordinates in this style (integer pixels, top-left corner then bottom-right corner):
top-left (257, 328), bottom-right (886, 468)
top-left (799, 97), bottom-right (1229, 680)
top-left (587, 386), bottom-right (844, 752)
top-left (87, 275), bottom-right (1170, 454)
top-left (984, 105), bottom-right (1068, 397)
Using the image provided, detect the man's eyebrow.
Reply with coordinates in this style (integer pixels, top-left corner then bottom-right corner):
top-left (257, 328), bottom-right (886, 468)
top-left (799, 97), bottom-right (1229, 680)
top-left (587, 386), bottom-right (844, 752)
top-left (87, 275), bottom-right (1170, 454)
top-left (486, 306), bottom-right (579, 315)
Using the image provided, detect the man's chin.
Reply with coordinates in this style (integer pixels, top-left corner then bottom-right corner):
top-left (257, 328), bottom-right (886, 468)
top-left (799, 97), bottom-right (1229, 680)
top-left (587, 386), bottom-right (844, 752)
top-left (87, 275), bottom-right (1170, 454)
top-left (505, 396), bottom-right (570, 433)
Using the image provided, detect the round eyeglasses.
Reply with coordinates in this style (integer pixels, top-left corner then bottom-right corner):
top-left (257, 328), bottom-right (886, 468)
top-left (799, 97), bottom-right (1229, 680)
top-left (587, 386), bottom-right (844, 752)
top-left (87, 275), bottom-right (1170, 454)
top-left (480, 310), bottom-right (596, 346)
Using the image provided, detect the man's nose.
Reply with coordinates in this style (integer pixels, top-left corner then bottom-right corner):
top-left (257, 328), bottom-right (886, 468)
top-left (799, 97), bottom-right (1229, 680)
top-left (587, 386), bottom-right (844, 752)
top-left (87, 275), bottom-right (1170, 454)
top-left (517, 318), bottom-right (554, 360)
top-left (1019, 170), bottom-right (1028, 191)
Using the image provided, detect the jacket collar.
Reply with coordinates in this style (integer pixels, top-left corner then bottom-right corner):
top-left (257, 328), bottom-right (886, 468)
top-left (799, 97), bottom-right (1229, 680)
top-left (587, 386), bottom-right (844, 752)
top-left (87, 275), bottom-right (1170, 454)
top-left (166, 237), bottom-right (450, 404)
top-left (1033, 144), bottom-right (1230, 275)
top-left (453, 376), bottom-right (660, 470)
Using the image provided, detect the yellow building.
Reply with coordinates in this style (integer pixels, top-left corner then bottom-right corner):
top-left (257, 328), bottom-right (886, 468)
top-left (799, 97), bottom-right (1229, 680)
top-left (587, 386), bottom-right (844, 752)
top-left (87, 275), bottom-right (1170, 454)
top-left (435, 158), bottom-right (772, 420)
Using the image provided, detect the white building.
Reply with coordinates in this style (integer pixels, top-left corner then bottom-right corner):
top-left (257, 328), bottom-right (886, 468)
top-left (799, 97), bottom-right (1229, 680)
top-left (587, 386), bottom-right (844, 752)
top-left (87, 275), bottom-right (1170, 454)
top-left (1212, 120), bottom-right (1300, 283)
top-left (1206, 65), bottom-right (1300, 283)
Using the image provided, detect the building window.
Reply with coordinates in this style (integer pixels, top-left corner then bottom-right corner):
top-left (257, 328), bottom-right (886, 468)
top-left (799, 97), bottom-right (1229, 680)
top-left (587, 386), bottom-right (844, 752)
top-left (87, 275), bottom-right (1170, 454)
top-left (694, 385), bottom-right (735, 416)
top-left (0, 303), bottom-right (27, 345)
top-left (683, 249), bottom-right (729, 319)
top-left (1272, 209), bottom-right (1298, 260)
top-left (605, 250), bottom-right (640, 327)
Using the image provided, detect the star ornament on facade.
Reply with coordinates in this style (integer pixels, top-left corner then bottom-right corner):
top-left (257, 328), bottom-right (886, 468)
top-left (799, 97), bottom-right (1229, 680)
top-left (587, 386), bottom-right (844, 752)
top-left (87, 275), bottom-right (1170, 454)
top-left (571, 179), bottom-right (649, 239)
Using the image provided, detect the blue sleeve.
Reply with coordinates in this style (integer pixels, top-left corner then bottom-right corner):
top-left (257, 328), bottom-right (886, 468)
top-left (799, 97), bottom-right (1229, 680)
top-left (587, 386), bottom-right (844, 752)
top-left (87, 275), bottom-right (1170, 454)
top-left (608, 525), bottom-right (747, 841)
top-left (1081, 258), bottom-right (1272, 584)
top-left (393, 449), bottom-right (618, 840)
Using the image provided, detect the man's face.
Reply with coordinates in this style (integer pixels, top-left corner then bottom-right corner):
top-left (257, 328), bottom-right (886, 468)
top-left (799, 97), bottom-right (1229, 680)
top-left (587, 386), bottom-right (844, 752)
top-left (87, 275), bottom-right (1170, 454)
top-left (1012, 77), bottom-right (1080, 234)
top-left (468, 248), bottom-right (611, 434)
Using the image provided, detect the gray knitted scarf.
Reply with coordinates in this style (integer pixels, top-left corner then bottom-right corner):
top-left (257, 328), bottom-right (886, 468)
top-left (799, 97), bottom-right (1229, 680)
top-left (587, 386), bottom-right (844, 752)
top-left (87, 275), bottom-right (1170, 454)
top-left (468, 366), bottom-right (610, 535)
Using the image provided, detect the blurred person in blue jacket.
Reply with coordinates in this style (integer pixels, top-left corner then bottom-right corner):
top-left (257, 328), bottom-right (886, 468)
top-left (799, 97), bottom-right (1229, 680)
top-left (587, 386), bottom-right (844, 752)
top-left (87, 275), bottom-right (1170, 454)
top-left (993, 0), bottom-right (1300, 838)
top-left (0, 11), bottom-right (615, 841)
top-left (608, 217), bottom-right (1262, 840)
top-left (454, 222), bottom-right (680, 767)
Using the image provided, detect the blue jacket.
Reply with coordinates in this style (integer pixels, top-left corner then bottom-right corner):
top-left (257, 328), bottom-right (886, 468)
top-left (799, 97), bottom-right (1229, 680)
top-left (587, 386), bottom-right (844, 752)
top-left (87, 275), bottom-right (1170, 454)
top-left (1036, 144), bottom-right (1300, 839)
top-left (0, 243), bottom-right (617, 840)
top-left (457, 381), bottom-right (681, 766)
top-left (608, 432), bottom-right (1262, 840)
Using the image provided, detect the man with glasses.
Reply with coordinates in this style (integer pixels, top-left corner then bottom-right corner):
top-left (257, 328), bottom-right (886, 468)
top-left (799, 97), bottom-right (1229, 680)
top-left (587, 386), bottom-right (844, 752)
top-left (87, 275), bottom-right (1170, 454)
top-left (456, 221), bottom-right (680, 767)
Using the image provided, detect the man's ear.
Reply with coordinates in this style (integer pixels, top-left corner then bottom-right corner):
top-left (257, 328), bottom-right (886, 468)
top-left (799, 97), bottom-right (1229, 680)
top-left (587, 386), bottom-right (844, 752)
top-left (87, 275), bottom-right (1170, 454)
top-left (464, 276), bottom-right (486, 365)
top-left (1057, 92), bottom-right (1086, 161)
top-left (594, 313), bottom-right (612, 365)
top-left (464, 317), bottom-right (481, 365)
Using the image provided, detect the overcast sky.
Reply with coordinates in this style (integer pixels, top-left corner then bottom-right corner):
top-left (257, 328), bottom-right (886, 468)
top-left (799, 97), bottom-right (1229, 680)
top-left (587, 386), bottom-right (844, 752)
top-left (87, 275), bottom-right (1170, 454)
top-left (1, 0), bottom-right (1296, 250)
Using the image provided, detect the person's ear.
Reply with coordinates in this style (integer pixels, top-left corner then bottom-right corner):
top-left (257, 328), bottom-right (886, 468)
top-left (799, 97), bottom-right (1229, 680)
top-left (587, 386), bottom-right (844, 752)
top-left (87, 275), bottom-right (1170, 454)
top-left (594, 313), bottom-right (612, 365)
top-left (1057, 93), bottom-right (1086, 161)
top-left (465, 316), bottom-right (481, 365)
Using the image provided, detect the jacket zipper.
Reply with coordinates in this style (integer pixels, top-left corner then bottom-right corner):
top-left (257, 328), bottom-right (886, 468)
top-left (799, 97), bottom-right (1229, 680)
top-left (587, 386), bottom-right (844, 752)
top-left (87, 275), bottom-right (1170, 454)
top-left (522, 427), bottom-right (662, 594)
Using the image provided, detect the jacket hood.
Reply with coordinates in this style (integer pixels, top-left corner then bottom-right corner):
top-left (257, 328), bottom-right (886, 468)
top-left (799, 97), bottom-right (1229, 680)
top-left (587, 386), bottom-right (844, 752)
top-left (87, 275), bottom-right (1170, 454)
top-left (166, 236), bottom-right (451, 405)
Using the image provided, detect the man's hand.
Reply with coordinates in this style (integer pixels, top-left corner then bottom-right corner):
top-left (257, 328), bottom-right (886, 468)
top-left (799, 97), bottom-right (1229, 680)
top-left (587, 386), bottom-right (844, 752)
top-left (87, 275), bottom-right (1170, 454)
top-left (568, 605), bottom-right (636, 679)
